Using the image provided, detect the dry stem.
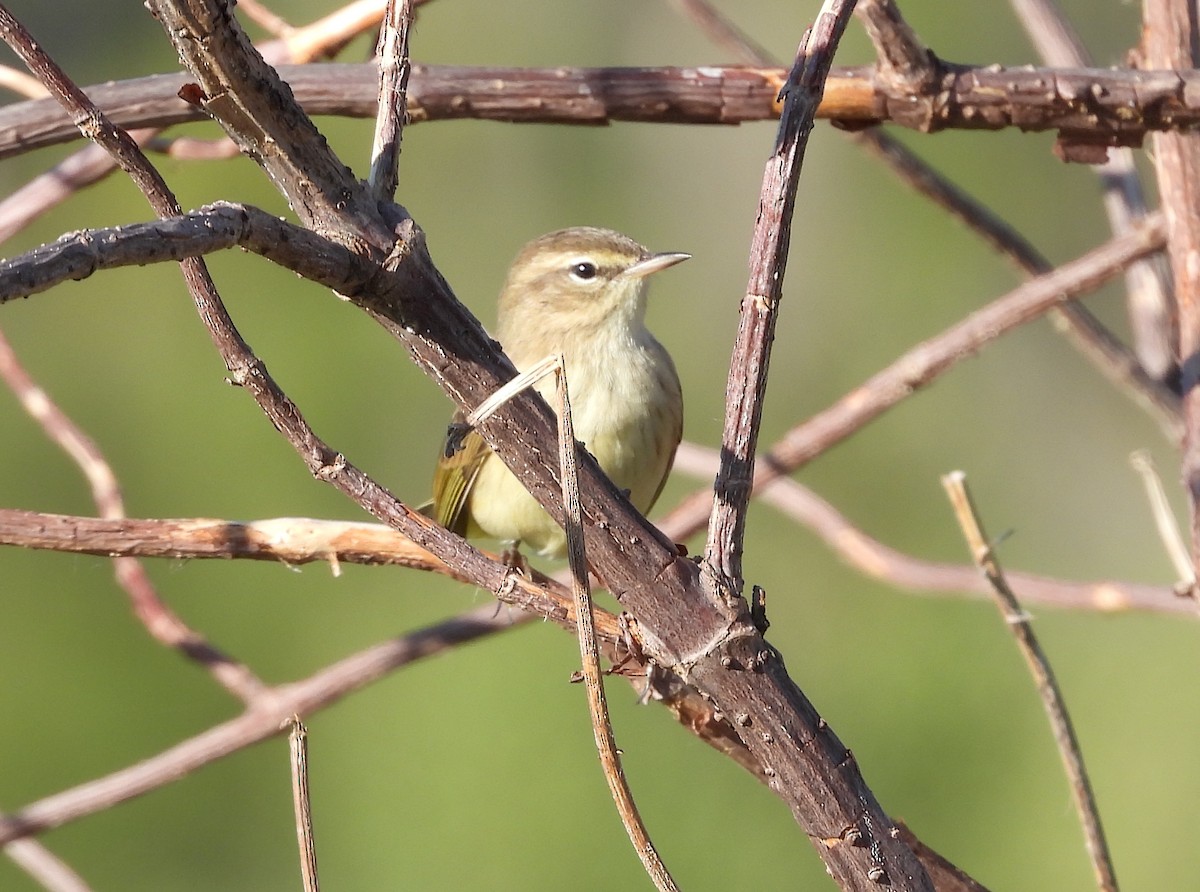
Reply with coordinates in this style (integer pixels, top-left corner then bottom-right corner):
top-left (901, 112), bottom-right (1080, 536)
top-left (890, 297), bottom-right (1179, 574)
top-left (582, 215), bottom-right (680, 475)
top-left (942, 472), bottom-right (1118, 892)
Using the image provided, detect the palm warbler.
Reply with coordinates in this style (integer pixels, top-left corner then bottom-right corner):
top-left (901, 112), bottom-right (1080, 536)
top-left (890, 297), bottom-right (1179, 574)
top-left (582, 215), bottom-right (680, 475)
top-left (432, 227), bottom-right (687, 558)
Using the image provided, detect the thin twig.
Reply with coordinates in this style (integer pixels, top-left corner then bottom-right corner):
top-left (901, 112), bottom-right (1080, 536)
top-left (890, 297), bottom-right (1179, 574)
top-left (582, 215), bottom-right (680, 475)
top-left (942, 471), bottom-right (1118, 892)
top-left (0, 7), bottom-right (519, 621)
top-left (0, 0), bottom-right (394, 245)
top-left (659, 219), bottom-right (1167, 569)
top-left (0, 325), bottom-right (267, 702)
top-left (367, 0), bottom-right (412, 200)
top-left (673, 0), bottom-right (1178, 440)
top-left (665, 0), bottom-right (774, 63)
top-left (552, 358), bottom-right (677, 892)
top-left (0, 603), bottom-right (526, 846)
top-left (764, 218), bottom-right (1166, 467)
top-left (0, 62), bottom-right (45, 97)
top-left (237, 0), bottom-right (294, 37)
top-left (465, 354), bottom-right (678, 890)
top-left (1130, 451), bottom-right (1195, 592)
top-left (704, 0), bottom-right (858, 590)
top-left (288, 718), bottom-right (320, 892)
top-left (853, 131), bottom-right (1182, 441)
top-left (4, 836), bottom-right (93, 892)
top-left (675, 0), bottom-right (1178, 436)
top-left (673, 442), bottom-right (1184, 615)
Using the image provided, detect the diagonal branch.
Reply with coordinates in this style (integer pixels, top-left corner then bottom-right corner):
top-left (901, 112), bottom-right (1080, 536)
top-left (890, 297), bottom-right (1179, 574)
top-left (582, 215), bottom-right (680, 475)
top-left (0, 1), bottom-right (945, 883)
top-left (1009, 0), bottom-right (1176, 383)
top-left (0, 0), bottom-right (400, 244)
top-left (4, 836), bottom-right (93, 892)
top-left (0, 329), bottom-right (267, 702)
top-left (662, 217), bottom-right (1167, 546)
top-left (943, 472), bottom-right (1118, 892)
top-left (672, 443), bottom-right (1185, 615)
top-left (0, 604), bottom-right (527, 847)
top-left (852, 132), bottom-right (1182, 440)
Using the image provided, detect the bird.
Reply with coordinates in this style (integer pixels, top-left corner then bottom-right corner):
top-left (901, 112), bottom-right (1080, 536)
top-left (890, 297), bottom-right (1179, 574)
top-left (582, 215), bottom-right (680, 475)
top-left (431, 226), bottom-right (687, 559)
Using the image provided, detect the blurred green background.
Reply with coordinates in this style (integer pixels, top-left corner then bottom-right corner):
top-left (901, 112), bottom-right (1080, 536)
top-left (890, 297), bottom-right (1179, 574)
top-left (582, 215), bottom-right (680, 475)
top-left (1, 1), bottom-right (1192, 889)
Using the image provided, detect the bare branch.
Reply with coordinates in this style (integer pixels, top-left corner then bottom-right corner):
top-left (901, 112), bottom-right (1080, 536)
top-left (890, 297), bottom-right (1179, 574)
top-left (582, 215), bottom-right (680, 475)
top-left (0, 62), bottom-right (45, 97)
top-left (237, 0), bottom-right (294, 37)
top-left (1009, 0), bottom-right (1176, 383)
top-left (552, 359), bottom-right (678, 891)
top-left (660, 218), bottom-right (1168, 574)
top-left (0, 0), bottom-right (395, 244)
top-left (457, 353), bottom-right (680, 888)
top-left (854, 130), bottom-right (1182, 440)
top-left (0, 203), bottom-right (371, 303)
top-left (0, 2), bottom-right (962, 882)
top-left (943, 472), bottom-right (1118, 892)
top-left (1142, 0), bottom-right (1200, 580)
top-left (665, 0), bottom-right (774, 64)
top-left (367, 0), bottom-right (412, 200)
top-left (0, 604), bottom-right (528, 846)
top-left (4, 836), bottom-right (93, 892)
top-left (287, 719), bottom-right (321, 892)
top-left (1130, 451), bottom-right (1195, 592)
top-left (704, 0), bottom-right (856, 591)
top-left (0, 6), bottom-right (180, 216)
top-left (9, 63), bottom-right (1200, 162)
top-left (673, 443), bottom-right (1186, 616)
top-left (0, 324), bottom-right (266, 702)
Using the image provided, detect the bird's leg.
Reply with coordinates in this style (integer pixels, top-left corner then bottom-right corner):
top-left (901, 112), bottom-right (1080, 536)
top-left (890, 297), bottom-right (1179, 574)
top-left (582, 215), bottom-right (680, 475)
top-left (500, 540), bottom-right (530, 576)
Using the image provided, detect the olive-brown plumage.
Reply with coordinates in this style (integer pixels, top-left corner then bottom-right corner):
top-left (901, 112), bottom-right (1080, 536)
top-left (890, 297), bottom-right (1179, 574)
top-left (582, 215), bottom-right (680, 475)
top-left (432, 227), bottom-right (686, 557)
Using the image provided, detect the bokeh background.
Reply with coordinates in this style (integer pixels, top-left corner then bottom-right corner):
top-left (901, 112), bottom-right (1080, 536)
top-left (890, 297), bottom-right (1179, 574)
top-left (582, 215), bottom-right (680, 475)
top-left (1, 1), bottom-right (1192, 889)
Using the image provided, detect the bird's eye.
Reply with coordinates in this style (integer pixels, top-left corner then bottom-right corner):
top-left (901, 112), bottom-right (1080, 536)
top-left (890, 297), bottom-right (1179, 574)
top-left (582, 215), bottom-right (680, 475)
top-left (570, 261), bottom-right (598, 281)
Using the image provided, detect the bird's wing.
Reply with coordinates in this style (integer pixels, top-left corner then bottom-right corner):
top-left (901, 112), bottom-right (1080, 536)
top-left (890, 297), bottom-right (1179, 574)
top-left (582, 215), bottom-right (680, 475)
top-left (431, 423), bottom-right (491, 535)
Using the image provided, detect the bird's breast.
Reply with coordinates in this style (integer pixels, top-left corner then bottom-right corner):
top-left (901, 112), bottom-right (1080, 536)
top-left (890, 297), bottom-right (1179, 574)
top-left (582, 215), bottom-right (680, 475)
top-left (541, 332), bottom-right (682, 513)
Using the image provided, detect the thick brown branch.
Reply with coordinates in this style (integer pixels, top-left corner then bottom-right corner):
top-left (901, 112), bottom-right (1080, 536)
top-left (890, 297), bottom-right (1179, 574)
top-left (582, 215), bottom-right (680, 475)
top-left (6, 62), bottom-right (1200, 161)
top-left (0, 203), bottom-right (368, 302)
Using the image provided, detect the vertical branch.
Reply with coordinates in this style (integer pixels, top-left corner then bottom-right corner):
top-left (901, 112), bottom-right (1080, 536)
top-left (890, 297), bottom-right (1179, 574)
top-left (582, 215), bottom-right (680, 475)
top-left (1142, 0), bottom-right (1200, 580)
top-left (551, 359), bottom-right (678, 892)
top-left (466, 356), bottom-right (677, 891)
top-left (288, 718), bottom-right (321, 892)
top-left (942, 472), bottom-right (1118, 892)
top-left (703, 0), bottom-right (858, 590)
top-left (1009, 0), bottom-right (1176, 383)
top-left (367, 0), bottom-right (412, 200)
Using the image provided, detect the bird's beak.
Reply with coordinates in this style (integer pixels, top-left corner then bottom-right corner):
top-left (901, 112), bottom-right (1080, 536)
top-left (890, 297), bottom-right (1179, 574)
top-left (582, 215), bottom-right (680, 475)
top-left (625, 251), bottom-right (691, 280)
